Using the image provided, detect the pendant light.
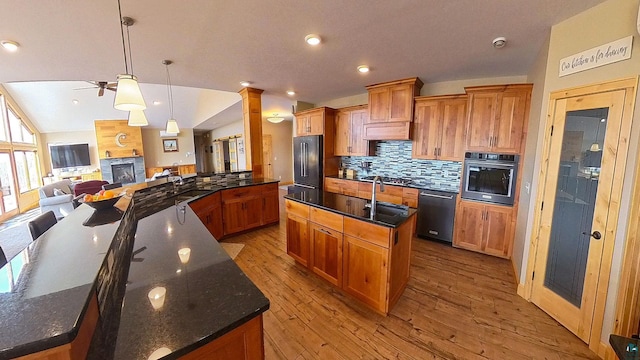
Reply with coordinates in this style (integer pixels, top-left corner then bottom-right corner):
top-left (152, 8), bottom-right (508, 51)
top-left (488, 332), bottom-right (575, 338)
top-left (163, 60), bottom-right (180, 134)
top-left (113, 1), bottom-right (146, 111)
top-left (589, 117), bottom-right (605, 152)
top-left (128, 110), bottom-right (148, 126)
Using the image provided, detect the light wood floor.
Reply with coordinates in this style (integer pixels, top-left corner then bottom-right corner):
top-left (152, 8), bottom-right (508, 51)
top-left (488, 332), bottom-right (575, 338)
top-left (223, 192), bottom-right (599, 360)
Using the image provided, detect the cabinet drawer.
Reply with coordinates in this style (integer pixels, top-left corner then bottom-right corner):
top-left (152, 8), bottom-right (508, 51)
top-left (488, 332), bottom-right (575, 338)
top-left (344, 217), bottom-right (391, 248)
top-left (261, 183), bottom-right (278, 192)
top-left (189, 192), bottom-right (220, 212)
top-left (357, 182), bottom-right (403, 205)
top-left (285, 199), bottom-right (309, 219)
top-left (221, 185), bottom-right (261, 201)
top-left (310, 207), bottom-right (343, 233)
top-left (402, 188), bottom-right (418, 208)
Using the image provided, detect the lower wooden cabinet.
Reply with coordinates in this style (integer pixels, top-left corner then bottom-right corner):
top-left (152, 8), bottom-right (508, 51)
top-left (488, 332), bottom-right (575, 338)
top-left (324, 178), bottom-right (419, 209)
top-left (190, 192), bottom-right (224, 239)
top-left (309, 223), bottom-right (343, 287)
top-left (453, 199), bottom-right (514, 258)
top-left (324, 177), bottom-right (358, 197)
top-left (221, 183), bottom-right (279, 236)
top-left (285, 199), bottom-right (415, 314)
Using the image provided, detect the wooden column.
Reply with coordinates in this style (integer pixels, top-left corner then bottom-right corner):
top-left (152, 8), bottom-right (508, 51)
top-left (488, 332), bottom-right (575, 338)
top-left (239, 87), bottom-right (264, 178)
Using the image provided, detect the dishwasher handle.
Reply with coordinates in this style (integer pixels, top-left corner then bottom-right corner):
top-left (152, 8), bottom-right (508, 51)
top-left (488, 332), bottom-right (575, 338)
top-left (420, 192), bottom-right (454, 200)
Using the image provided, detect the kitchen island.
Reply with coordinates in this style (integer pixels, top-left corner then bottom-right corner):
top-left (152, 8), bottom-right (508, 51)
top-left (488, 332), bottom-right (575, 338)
top-left (284, 190), bottom-right (417, 314)
top-left (0, 176), bottom-right (273, 360)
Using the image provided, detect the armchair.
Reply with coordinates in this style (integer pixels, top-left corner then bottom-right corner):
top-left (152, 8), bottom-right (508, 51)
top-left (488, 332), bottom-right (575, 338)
top-left (38, 179), bottom-right (74, 218)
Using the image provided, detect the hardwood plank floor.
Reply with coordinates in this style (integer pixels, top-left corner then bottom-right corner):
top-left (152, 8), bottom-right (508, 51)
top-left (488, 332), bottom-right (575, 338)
top-left (223, 191), bottom-right (599, 360)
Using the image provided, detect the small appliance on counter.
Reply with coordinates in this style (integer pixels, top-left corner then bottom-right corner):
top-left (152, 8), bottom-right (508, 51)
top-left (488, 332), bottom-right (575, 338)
top-left (417, 189), bottom-right (457, 244)
top-left (288, 135), bottom-right (323, 194)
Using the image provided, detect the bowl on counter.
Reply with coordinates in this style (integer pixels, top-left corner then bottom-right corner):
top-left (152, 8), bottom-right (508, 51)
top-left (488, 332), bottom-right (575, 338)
top-left (80, 195), bottom-right (123, 210)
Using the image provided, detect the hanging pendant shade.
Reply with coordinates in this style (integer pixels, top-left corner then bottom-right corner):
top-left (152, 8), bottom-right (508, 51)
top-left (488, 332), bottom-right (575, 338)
top-left (166, 119), bottom-right (180, 134)
top-left (114, 74), bottom-right (146, 111)
top-left (128, 110), bottom-right (148, 126)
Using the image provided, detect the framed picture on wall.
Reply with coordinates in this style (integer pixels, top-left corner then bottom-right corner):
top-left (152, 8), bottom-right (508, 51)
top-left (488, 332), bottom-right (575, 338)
top-left (163, 139), bottom-right (179, 152)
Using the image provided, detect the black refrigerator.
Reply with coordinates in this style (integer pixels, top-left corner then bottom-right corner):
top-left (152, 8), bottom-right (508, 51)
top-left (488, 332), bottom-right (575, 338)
top-left (289, 135), bottom-right (323, 194)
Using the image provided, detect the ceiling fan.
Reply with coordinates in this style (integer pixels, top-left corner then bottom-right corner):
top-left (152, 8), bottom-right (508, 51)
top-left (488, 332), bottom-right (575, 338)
top-left (74, 81), bottom-right (117, 97)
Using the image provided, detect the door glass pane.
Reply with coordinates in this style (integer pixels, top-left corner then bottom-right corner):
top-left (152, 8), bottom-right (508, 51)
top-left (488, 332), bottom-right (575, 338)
top-left (0, 153), bottom-right (17, 212)
top-left (544, 107), bottom-right (608, 307)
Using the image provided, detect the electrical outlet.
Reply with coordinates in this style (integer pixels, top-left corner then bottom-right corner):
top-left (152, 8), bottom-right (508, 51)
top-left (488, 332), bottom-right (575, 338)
top-left (525, 182), bottom-right (531, 194)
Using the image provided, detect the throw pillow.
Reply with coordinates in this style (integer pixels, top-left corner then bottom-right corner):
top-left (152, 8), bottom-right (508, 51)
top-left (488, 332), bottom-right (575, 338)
top-left (53, 188), bottom-right (67, 196)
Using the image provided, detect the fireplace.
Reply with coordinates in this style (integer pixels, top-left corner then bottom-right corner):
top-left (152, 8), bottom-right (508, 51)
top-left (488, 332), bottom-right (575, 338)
top-left (100, 156), bottom-right (145, 184)
top-left (112, 163), bottom-right (136, 184)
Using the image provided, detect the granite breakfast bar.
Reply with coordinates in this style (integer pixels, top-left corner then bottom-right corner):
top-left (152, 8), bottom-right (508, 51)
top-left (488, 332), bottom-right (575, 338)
top-left (0, 176), bottom-right (272, 360)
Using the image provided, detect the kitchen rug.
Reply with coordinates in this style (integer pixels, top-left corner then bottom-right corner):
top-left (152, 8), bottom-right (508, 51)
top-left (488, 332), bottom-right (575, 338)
top-left (220, 243), bottom-right (244, 260)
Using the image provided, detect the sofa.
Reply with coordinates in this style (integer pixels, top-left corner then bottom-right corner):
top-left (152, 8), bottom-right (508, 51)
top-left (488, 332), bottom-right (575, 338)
top-left (38, 179), bottom-right (75, 218)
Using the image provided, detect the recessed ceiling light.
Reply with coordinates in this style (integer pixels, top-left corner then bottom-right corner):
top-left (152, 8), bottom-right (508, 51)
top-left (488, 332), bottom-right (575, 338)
top-left (153, 100), bottom-right (162, 106)
top-left (305, 34), bottom-right (321, 46)
top-left (1, 40), bottom-right (19, 52)
top-left (492, 37), bottom-right (507, 49)
top-left (240, 81), bottom-right (251, 87)
top-left (357, 65), bottom-right (370, 73)
top-left (72, 99), bottom-right (79, 105)
top-left (287, 90), bottom-right (295, 96)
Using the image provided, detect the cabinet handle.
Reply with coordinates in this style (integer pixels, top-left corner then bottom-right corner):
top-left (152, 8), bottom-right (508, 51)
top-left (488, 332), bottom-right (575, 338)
top-left (437, 148), bottom-right (441, 156)
top-left (318, 228), bottom-right (332, 235)
top-left (433, 148), bottom-right (437, 156)
top-left (494, 136), bottom-right (498, 147)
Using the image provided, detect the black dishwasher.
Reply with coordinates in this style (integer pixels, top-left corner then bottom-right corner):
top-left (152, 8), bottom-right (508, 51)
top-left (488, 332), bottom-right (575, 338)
top-left (417, 189), bottom-right (457, 243)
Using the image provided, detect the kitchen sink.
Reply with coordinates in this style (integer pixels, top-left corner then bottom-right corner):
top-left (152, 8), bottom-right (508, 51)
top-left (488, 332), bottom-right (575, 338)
top-left (364, 202), bottom-right (409, 218)
top-left (172, 189), bottom-right (212, 202)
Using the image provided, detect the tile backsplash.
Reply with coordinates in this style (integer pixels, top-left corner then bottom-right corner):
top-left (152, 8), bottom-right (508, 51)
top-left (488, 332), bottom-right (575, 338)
top-left (340, 141), bottom-right (462, 192)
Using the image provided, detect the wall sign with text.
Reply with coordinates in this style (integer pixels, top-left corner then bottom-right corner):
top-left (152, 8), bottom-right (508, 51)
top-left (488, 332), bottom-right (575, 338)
top-left (559, 36), bottom-right (633, 77)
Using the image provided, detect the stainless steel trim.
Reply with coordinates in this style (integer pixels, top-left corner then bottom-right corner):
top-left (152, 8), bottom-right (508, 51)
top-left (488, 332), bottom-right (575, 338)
top-left (419, 192), bottom-right (454, 200)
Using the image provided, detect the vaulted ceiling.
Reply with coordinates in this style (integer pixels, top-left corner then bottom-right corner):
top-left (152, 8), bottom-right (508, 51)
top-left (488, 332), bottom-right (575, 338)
top-left (0, 0), bottom-right (604, 133)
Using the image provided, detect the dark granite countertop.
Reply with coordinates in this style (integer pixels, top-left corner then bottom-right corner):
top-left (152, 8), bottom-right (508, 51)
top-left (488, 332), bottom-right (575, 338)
top-left (285, 190), bottom-right (417, 228)
top-left (90, 204), bottom-right (269, 359)
top-left (610, 334), bottom-right (640, 359)
top-left (324, 175), bottom-right (459, 193)
top-left (0, 177), bottom-right (273, 359)
top-left (0, 204), bottom-right (124, 358)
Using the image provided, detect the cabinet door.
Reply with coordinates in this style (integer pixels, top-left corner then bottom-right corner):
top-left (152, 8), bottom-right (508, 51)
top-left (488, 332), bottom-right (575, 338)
top-left (453, 200), bottom-right (485, 252)
top-left (209, 204), bottom-right (224, 239)
top-left (223, 200), bottom-right (246, 235)
top-left (349, 109), bottom-right (369, 156)
top-left (244, 196), bottom-right (263, 230)
top-left (334, 111), bottom-right (351, 156)
top-left (493, 91), bottom-right (527, 153)
top-left (308, 112), bottom-right (324, 135)
top-left (324, 178), bottom-right (342, 194)
top-left (309, 223), bottom-right (343, 287)
top-left (262, 191), bottom-right (280, 225)
top-left (438, 98), bottom-right (467, 161)
top-left (411, 99), bottom-right (441, 159)
top-left (342, 180), bottom-right (359, 197)
top-left (343, 235), bottom-right (388, 313)
top-left (466, 93), bottom-right (497, 151)
top-left (286, 213), bottom-right (309, 266)
top-left (295, 114), bottom-right (309, 136)
top-left (388, 84), bottom-right (414, 122)
top-left (482, 204), bottom-right (513, 257)
top-left (368, 87), bottom-right (390, 123)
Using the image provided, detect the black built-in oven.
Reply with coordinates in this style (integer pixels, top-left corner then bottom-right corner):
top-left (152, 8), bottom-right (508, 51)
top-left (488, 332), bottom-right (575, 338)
top-left (461, 152), bottom-right (519, 206)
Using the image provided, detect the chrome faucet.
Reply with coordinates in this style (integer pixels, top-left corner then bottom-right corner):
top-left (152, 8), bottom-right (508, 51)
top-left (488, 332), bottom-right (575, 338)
top-left (370, 176), bottom-right (385, 220)
top-left (172, 176), bottom-right (184, 193)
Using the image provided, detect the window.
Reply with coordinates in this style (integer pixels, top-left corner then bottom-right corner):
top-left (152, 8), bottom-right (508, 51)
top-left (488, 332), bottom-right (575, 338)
top-left (8, 107), bottom-right (34, 144)
top-left (0, 96), bottom-right (8, 142)
top-left (14, 150), bottom-right (40, 193)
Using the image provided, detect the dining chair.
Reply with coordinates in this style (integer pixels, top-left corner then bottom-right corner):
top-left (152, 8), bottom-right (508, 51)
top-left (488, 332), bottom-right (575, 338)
top-left (28, 210), bottom-right (58, 241)
top-left (0, 246), bottom-right (7, 267)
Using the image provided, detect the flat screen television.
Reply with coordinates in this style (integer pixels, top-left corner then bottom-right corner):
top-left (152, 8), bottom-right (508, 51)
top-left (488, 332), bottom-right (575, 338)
top-left (50, 143), bottom-right (91, 169)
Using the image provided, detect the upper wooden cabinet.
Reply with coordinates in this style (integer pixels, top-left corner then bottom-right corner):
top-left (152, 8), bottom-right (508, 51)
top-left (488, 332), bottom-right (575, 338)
top-left (295, 107), bottom-right (335, 137)
top-left (363, 77), bottom-right (423, 140)
top-left (334, 105), bottom-right (374, 156)
top-left (412, 95), bottom-right (467, 161)
top-left (464, 84), bottom-right (532, 154)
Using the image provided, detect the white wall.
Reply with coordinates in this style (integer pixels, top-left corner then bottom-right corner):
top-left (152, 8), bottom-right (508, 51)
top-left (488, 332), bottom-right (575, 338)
top-left (209, 121), bottom-right (244, 140)
top-left (262, 120), bottom-right (293, 183)
top-left (517, 0), bottom-right (640, 344)
top-left (141, 128), bottom-right (196, 167)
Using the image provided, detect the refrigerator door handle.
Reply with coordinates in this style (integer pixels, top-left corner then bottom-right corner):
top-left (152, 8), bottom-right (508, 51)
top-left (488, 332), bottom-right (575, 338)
top-left (300, 142), bottom-right (305, 177)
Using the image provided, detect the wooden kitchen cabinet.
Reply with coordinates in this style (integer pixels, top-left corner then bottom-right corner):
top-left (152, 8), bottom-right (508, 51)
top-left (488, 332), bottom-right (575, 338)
top-left (401, 188), bottom-right (419, 208)
top-left (309, 221), bottom-right (344, 287)
top-left (285, 199), bottom-right (310, 266)
top-left (334, 105), bottom-right (374, 156)
top-left (453, 199), bottom-right (514, 258)
top-left (357, 182), bottom-right (403, 205)
top-left (343, 234), bottom-right (388, 311)
top-left (324, 177), bottom-right (358, 197)
top-left (295, 107), bottom-right (335, 137)
top-left (178, 164), bottom-right (197, 175)
top-left (412, 95), bottom-right (467, 161)
top-left (465, 84), bottom-right (532, 154)
top-left (363, 77), bottom-right (423, 140)
top-left (221, 183), bottom-right (279, 236)
top-left (190, 192), bottom-right (223, 239)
